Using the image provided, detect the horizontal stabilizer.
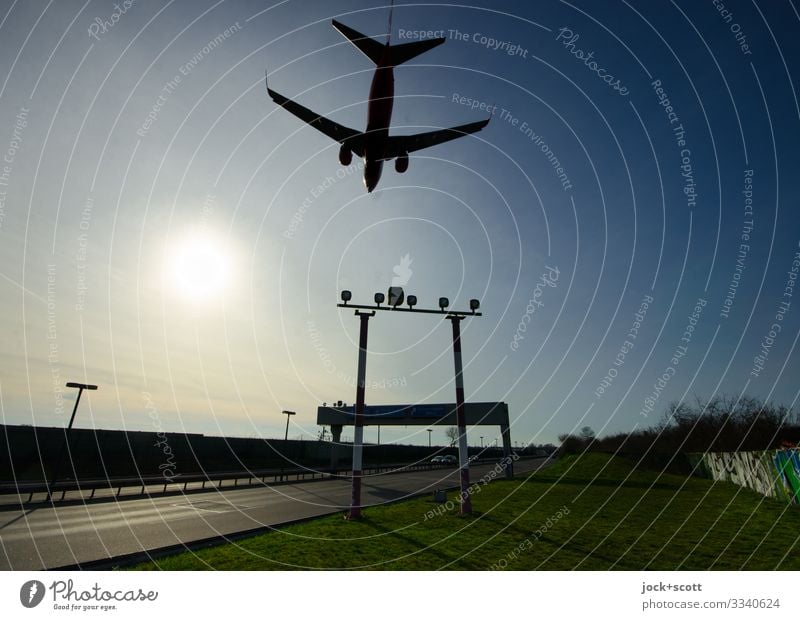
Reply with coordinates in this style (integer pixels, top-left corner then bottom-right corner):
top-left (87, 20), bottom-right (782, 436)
top-left (387, 38), bottom-right (446, 66)
top-left (332, 19), bottom-right (445, 66)
top-left (332, 19), bottom-right (385, 65)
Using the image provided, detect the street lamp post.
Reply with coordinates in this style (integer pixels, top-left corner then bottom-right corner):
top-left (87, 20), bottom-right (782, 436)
top-left (282, 410), bottom-right (296, 441)
top-left (480, 436), bottom-right (484, 448)
top-left (338, 289), bottom-right (481, 517)
top-left (427, 429), bottom-right (432, 447)
top-left (47, 382), bottom-right (98, 501)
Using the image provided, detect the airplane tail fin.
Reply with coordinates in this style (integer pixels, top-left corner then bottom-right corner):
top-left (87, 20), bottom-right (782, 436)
top-left (332, 19), bottom-right (445, 66)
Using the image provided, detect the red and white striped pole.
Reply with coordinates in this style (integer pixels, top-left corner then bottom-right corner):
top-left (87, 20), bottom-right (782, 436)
top-left (449, 315), bottom-right (472, 515)
top-left (347, 310), bottom-right (373, 519)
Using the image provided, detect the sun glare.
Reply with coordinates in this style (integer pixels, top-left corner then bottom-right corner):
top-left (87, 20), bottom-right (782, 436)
top-left (166, 234), bottom-right (233, 302)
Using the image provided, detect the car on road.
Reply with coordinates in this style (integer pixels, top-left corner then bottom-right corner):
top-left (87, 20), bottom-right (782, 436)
top-left (442, 455), bottom-right (457, 465)
top-left (430, 456), bottom-right (446, 464)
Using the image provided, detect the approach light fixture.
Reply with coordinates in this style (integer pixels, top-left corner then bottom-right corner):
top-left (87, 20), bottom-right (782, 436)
top-left (335, 290), bottom-right (483, 517)
top-left (388, 286), bottom-right (404, 307)
top-left (336, 292), bottom-right (481, 317)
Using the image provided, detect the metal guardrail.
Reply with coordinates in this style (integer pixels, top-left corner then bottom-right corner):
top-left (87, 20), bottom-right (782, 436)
top-left (0, 460), bottom-right (464, 504)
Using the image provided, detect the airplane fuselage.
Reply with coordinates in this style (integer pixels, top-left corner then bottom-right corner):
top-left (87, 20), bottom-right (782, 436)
top-left (362, 47), bottom-right (395, 192)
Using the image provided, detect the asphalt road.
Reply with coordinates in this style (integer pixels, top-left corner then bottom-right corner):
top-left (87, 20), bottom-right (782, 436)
top-left (0, 457), bottom-right (551, 570)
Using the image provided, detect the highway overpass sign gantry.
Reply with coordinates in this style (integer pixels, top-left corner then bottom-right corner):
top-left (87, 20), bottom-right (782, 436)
top-left (317, 400), bottom-right (514, 472)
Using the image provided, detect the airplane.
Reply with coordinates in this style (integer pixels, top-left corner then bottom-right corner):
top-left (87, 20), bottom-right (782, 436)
top-left (266, 14), bottom-right (489, 192)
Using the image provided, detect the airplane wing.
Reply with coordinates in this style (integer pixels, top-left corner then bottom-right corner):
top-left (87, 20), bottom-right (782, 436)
top-left (382, 118), bottom-right (490, 158)
top-left (266, 76), bottom-right (364, 156)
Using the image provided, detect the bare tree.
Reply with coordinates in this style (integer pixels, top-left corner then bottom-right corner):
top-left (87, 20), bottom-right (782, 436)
top-left (445, 427), bottom-right (459, 446)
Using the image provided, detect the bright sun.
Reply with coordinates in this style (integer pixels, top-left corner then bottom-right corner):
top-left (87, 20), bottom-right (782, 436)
top-left (166, 234), bottom-right (233, 302)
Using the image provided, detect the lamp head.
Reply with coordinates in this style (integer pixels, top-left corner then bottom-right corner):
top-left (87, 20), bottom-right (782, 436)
top-left (374, 292), bottom-right (385, 306)
top-left (388, 286), bottom-right (404, 307)
top-left (66, 382), bottom-right (98, 390)
top-left (340, 290), bottom-right (352, 304)
top-left (438, 297), bottom-right (449, 310)
top-left (406, 295), bottom-right (417, 308)
top-left (469, 298), bottom-right (480, 312)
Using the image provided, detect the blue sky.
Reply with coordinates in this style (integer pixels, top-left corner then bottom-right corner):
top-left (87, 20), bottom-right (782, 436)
top-left (0, 0), bottom-right (798, 447)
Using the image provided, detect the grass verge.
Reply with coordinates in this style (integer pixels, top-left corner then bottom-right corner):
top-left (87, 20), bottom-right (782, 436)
top-left (130, 453), bottom-right (800, 570)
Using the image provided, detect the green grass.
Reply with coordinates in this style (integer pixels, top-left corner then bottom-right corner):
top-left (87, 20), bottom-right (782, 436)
top-left (130, 453), bottom-right (800, 570)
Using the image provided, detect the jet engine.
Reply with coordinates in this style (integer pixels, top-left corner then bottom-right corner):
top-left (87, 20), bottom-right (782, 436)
top-left (395, 153), bottom-right (409, 173)
top-left (339, 144), bottom-right (352, 166)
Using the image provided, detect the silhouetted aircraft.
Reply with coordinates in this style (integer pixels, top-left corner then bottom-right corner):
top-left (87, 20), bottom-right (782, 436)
top-left (266, 14), bottom-right (489, 192)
